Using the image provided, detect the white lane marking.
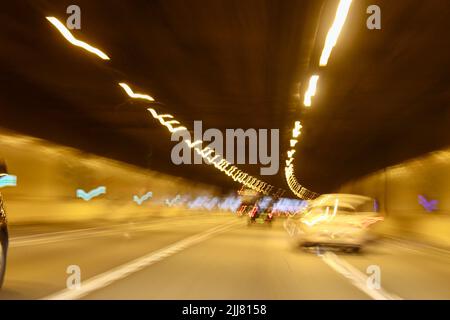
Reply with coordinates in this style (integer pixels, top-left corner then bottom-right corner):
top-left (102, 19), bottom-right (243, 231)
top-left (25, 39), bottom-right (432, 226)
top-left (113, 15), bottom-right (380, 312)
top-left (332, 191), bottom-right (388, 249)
top-left (11, 228), bottom-right (123, 247)
top-left (10, 216), bottom-right (223, 247)
top-left (381, 236), bottom-right (450, 258)
top-left (42, 220), bottom-right (239, 300)
top-left (320, 251), bottom-right (402, 300)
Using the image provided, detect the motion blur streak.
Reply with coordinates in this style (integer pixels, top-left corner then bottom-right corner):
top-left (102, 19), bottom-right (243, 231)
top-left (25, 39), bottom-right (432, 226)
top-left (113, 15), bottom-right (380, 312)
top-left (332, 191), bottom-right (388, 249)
top-left (0, 1), bottom-right (447, 301)
top-left (290, 139), bottom-right (298, 147)
top-left (118, 82), bottom-right (274, 194)
top-left (287, 150), bottom-right (295, 158)
top-left (45, 17), bottom-right (110, 60)
top-left (319, 0), bottom-right (353, 66)
top-left (148, 108), bottom-right (187, 134)
top-left (284, 118), bottom-right (318, 200)
top-left (292, 121), bottom-right (302, 138)
top-left (284, 164), bottom-right (319, 199)
top-left (303, 75), bottom-right (319, 107)
top-left (45, 18), bottom-right (279, 195)
top-left (119, 82), bottom-right (155, 102)
top-left (184, 139), bottom-right (203, 148)
top-left (284, 0), bottom-right (353, 197)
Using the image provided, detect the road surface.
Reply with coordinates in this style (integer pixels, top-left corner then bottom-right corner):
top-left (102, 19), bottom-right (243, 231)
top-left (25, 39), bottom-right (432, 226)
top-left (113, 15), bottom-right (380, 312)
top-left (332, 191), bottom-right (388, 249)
top-left (0, 213), bottom-right (449, 300)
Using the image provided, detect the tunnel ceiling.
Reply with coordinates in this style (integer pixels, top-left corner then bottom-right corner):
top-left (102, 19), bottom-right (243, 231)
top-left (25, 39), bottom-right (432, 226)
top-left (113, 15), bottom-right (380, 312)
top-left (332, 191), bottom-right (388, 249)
top-left (1, 0), bottom-right (449, 194)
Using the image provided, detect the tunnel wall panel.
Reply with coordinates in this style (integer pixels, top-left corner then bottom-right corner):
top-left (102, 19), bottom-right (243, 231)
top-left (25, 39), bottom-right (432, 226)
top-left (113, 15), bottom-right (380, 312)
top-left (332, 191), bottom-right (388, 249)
top-left (339, 148), bottom-right (450, 248)
top-left (0, 129), bottom-right (219, 224)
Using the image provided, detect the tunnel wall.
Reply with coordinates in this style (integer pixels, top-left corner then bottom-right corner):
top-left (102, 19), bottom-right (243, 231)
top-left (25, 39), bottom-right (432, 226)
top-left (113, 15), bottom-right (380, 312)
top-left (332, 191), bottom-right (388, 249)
top-left (338, 148), bottom-right (450, 249)
top-left (0, 129), bottom-right (219, 225)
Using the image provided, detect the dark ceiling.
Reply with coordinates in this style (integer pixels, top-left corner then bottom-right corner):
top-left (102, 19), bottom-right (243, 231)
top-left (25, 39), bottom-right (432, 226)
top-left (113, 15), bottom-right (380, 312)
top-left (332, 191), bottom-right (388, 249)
top-left (1, 0), bottom-right (449, 195)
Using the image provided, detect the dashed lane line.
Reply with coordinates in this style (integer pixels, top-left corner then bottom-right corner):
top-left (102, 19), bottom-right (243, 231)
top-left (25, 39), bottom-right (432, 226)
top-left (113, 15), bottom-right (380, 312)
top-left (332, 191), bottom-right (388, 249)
top-left (319, 251), bottom-right (402, 300)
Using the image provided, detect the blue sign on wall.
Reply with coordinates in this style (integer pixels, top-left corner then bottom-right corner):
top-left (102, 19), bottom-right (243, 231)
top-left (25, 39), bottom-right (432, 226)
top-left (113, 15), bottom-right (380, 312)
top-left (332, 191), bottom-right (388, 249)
top-left (76, 186), bottom-right (106, 201)
top-left (133, 192), bottom-right (153, 205)
top-left (0, 174), bottom-right (17, 188)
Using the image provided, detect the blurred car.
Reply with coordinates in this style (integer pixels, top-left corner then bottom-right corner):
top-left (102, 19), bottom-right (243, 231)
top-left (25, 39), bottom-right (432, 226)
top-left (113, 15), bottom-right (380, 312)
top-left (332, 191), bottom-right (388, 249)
top-left (285, 194), bottom-right (383, 252)
top-left (237, 187), bottom-right (260, 217)
top-left (0, 160), bottom-right (9, 288)
top-left (247, 201), bottom-right (274, 227)
top-left (237, 203), bottom-right (256, 217)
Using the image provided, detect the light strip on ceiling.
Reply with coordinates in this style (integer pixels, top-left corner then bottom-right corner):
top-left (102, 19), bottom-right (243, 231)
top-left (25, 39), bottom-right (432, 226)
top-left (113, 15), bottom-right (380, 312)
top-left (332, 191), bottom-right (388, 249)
top-left (319, 0), bottom-right (352, 66)
top-left (303, 75), bottom-right (319, 107)
top-left (46, 17), bottom-right (110, 60)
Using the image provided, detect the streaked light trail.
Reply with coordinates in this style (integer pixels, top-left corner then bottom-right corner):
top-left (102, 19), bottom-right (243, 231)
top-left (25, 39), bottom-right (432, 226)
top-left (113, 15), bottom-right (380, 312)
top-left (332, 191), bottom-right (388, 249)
top-left (303, 75), bottom-right (319, 107)
top-left (119, 83), bottom-right (155, 102)
top-left (284, 0), bottom-right (353, 199)
top-left (45, 16), bottom-right (282, 196)
top-left (319, 0), bottom-right (353, 66)
top-left (46, 17), bottom-right (110, 60)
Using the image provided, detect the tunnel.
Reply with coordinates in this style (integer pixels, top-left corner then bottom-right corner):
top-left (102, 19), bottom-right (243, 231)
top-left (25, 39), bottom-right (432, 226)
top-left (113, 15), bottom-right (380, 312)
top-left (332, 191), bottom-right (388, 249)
top-left (0, 0), bottom-right (449, 303)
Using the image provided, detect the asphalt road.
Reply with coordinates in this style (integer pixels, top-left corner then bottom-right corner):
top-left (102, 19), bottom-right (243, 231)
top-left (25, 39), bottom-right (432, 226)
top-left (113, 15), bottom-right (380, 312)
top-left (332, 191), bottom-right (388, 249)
top-left (0, 213), bottom-right (449, 300)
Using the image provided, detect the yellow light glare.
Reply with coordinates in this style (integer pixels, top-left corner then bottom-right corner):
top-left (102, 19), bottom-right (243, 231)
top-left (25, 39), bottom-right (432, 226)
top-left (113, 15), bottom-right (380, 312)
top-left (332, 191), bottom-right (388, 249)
top-left (292, 121), bottom-right (303, 138)
top-left (290, 139), bottom-right (298, 147)
top-left (226, 167), bottom-right (237, 176)
top-left (303, 75), bottom-right (319, 107)
top-left (46, 17), bottom-right (110, 60)
top-left (184, 140), bottom-right (202, 148)
top-left (149, 111), bottom-right (173, 121)
top-left (200, 148), bottom-right (214, 158)
top-left (284, 162), bottom-right (319, 200)
top-left (216, 159), bottom-right (229, 170)
top-left (167, 126), bottom-right (187, 133)
top-left (165, 120), bottom-right (180, 125)
top-left (119, 83), bottom-right (155, 101)
top-left (287, 149), bottom-right (296, 158)
top-left (146, 108), bottom-right (187, 133)
top-left (319, 0), bottom-right (352, 66)
top-left (331, 198), bottom-right (339, 218)
top-left (206, 155), bottom-right (220, 164)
